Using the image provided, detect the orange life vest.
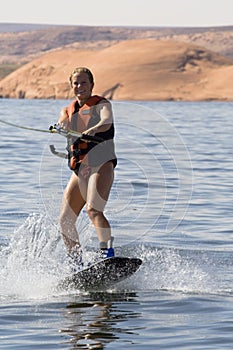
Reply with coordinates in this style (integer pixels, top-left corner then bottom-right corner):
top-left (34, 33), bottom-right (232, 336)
top-left (66, 95), bottom-right (116, 171)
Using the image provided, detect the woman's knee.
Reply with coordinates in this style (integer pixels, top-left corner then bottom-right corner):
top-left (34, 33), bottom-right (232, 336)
top-left (86, 204), bottom-right (102, 221)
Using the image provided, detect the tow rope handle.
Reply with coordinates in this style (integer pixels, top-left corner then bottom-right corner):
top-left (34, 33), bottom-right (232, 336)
top-left (49, 124), bottom-right (104, 144)
top-left (49, 145), bottom-right (67, 159)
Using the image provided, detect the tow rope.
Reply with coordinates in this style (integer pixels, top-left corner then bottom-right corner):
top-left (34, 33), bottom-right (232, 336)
top-left (0, 119), bottom-right (103, 158)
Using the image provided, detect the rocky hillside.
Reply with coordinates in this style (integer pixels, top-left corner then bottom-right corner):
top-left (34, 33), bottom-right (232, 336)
top-left (0, 24), bottom-right (233, 64)
top-left (0, 24), bottom-right (232, 100)
top-left (0, 39), bottom-right (232, 101)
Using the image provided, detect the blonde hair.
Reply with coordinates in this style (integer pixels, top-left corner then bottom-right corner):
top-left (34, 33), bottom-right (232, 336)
top-left (69, 67), bottom-right (94, 86)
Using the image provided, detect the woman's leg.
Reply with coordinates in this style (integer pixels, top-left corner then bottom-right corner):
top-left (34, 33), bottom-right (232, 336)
top-left (86, 162), bottom-right (114, 244)
top-left (60, 172), bottom-right (87, 252)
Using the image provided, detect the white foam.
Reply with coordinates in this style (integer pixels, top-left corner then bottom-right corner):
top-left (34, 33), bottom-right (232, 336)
top-left (0, 214), bottom-right (221, 299)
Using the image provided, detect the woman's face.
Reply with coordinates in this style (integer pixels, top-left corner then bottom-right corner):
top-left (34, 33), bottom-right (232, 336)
top-left (71, 72), bottom-right (94, 102)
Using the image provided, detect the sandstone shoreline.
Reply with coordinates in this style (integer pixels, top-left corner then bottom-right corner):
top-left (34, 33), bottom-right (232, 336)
top-left (0, 39), bottom-right (232, 101)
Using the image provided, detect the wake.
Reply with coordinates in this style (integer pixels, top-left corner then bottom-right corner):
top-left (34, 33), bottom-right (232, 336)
top-left (0, 212), bottom-right (232, 300)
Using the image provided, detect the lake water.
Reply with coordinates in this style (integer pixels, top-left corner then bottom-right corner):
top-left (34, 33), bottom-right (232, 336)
top-left (0, 99), bottom-right (233, 349)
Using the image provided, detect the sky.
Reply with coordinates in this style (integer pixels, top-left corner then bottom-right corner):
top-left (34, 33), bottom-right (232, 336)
top-left (0, 0), bottom-right (232, 27)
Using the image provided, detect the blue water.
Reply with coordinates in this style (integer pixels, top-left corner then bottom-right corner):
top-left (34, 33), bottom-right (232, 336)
top-left (0, 99), bottom-right (233, 349)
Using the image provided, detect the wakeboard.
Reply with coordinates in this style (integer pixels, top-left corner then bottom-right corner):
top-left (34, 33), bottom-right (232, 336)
top-left (61, 256), bottom-right (142, 290)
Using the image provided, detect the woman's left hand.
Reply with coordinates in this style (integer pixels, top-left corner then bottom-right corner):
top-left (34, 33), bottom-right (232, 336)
top-left (82, 127), bottom-right (97, 136)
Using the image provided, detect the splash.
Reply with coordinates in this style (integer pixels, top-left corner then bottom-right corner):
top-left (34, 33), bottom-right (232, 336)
top-left (117, 244), bottom-right (218, 295)
top-left (0, 213), bottom-right (226, 299)
top-left (0, 211), bottom-right (104, 299)
top-left (0, 213), bottom-right (68, 300)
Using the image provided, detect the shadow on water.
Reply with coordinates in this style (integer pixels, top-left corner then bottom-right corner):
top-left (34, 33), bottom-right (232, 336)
top-left (59, 291), bottom-right (142, 349)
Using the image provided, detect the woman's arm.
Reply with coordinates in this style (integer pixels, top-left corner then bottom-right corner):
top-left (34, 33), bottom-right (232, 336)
top-left (58, 107), bottom-right (69, 129)
top-left (83, 101), bottom-right (113, 136)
